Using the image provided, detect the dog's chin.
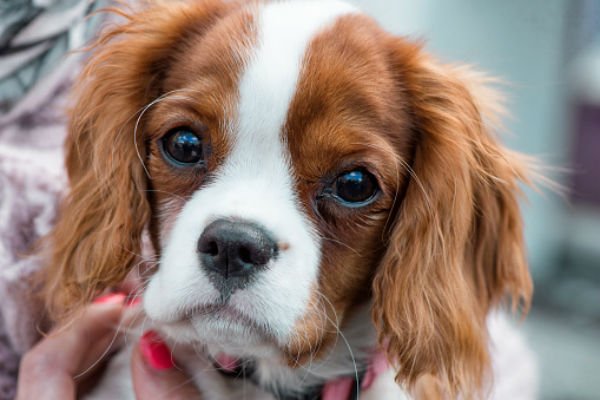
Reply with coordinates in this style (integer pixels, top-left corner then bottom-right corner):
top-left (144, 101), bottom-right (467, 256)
top-left (156, 305), bottom-right (284, 359)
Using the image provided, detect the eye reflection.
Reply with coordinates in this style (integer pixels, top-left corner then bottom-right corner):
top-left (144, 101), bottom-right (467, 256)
top-left (161, 128), bottom-right (203, 165)
top-left (330, 168), bottom-right (379, 206)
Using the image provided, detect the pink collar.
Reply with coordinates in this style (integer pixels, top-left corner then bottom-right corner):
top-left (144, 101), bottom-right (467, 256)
top-left (215, 351), bottom-right (389, 400)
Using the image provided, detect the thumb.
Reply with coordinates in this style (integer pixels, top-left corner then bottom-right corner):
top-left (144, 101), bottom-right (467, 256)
top-left (131, 331), bottom-right (202, 400)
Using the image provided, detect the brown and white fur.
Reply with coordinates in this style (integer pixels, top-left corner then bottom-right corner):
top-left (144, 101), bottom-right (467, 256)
top-left (41, 0), bottom-right (538, 398)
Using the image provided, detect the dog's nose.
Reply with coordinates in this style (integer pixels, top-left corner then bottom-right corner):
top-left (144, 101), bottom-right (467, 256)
top-left (197, 219), bottom-right (278, 279)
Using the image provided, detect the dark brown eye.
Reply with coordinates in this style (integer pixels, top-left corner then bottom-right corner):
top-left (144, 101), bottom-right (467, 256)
top-left (161, 128), bottom-right (203, 165)
top-left (332, 168), bottom-right (378, 206)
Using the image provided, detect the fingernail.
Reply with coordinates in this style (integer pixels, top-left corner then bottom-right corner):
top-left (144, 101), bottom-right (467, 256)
top-left (361, 351), bottom-right (389, 390)
top-left (322, 377), bottom-right (354, 400)
top-left (361, 369), bottom-right (375, 390)
top-left (125, 295), bottom-right (142, 307)
top-left (93, 293), bottom-right (126, 304)
top-left (140, 331), bottom-right (175, 370)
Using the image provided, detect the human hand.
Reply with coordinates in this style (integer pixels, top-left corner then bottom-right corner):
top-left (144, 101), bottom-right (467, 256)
top-left (130, 330), bottom-right (203, 399)
top-left (16, 293), bottom-right (128, 399)
top-left (16, 293), bottom-right (201, 399)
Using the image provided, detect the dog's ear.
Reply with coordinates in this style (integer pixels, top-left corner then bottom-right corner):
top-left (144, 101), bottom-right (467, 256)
top-left (372, 40), bottom-right (532, 398)
top-left (43, 0), bottom-right (234, 321)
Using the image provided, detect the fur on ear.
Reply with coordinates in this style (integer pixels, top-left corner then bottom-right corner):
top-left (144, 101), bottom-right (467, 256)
top-left (372, 40), bottom-right (532, 398)
top-left (41, 0), bottom-right (235, 321)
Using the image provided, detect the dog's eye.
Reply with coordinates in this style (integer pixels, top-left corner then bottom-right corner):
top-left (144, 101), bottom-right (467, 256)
top-left (161, 128), bottom-right (203, 165)
top-left (332, 169), bottom-right (378, 205)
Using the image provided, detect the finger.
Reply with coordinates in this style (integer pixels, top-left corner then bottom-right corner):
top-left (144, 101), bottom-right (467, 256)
top-left (16, 294), bottom-right (126, 400)
top-left (131, 331), bottom-right (202, 400)
top-left (30, 295), bottom-right (125, 374)
top-left (16, 366), bottom-right (75, 400)
top-left (49, 294), bottom-right (127, 375)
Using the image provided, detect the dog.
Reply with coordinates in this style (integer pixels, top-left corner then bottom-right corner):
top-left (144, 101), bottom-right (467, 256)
top-left (41, 0), bottom-right (538, 398)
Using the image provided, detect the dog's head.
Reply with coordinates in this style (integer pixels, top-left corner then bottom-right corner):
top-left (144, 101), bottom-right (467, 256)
top-left (44, 0), bottom-right (532, 396)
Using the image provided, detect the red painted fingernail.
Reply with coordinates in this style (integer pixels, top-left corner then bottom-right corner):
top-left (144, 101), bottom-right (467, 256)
top-left (93, 293), bottom-right (126, 304)
top-left (361, 369), bottom-right (375, 390)
top-left (140, 331), bottom-right (175, 370)
top-left (125, 295), bottom-right (142, 307)
top-left (361, 351), bottom-right (389, 390)
top-left (322, 377), bottom-right (354, 400)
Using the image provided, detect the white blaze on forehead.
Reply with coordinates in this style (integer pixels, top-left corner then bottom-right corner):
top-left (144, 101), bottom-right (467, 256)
top-left (234, 0), bottom-right (357, 165)
top-left (215, 0), bottom-right (358, 340)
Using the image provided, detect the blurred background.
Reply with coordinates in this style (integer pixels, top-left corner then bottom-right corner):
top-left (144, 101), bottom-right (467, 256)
top-left (1, 1), bottom-right (599, 399)
top-left (352, 1), bottom-right (600, 399)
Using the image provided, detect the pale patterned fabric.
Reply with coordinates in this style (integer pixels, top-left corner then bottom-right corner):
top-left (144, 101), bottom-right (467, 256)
top-left (0, 77), bottom-right (68, 400)
top-left (0, 0), bottom-right (103, 117)
top-left (0, 2), bottom-right (105, 398)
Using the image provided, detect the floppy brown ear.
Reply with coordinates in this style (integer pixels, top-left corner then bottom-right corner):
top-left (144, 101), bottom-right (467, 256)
top-left (372, 40), bottom-right (532, 398)
top-left (42, 0), bottom-right (234, 321)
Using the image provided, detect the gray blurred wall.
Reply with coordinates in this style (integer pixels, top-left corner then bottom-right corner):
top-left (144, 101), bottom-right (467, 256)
top-left (352, 0), bottom-right (572, 278)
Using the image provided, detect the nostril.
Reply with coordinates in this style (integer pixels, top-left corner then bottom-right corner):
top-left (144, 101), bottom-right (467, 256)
top-left (238, 245), bottom-right (253, 264)
top-left (198, 237), bottom-right (219, 257)
top-left (205, 240), bottom-right (219, 257)
top-left (238, 243), bottom-right (275, 266)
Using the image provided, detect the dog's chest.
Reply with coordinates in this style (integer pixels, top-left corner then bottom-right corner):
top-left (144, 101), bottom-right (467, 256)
top-left (83, 313), bottom-right (535, 400)
top-left (84, 346), bottom-right (408, 400)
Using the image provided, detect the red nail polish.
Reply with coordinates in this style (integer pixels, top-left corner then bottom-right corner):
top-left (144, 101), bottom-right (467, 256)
top-left (361, 351), bottom-right (389, 390)
top-left (93, 293), bottom-right (126, 304)
top-left (125, 295), bottom-right (142, 307)
top-left (322, 377), bottom-right (354, 400)
top-left (140, 331), bottom-right (175, 370)
top-left (361, 369), bottom-right (375, 390)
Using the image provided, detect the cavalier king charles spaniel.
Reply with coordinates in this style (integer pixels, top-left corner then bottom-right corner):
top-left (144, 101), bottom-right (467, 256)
top-left (41, 0), bottom-right (537, 398)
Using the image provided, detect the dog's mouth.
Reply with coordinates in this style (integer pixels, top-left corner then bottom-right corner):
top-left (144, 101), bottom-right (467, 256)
top-left (181, 303), bottom-right (277, 342)
top-left (184, 303), bottom-right (251, 324)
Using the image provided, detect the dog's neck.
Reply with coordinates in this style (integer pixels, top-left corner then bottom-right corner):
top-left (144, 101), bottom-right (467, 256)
top-left (173, 302), bottom-right (379, 399)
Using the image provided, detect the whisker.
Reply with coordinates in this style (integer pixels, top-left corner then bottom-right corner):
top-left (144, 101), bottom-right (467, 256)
top-left (320, 236), bottom-right (362, 257)
top-left (144, 188), bottom-right (188, 202)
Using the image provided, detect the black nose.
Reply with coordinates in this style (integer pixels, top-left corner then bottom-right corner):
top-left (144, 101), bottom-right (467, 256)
top-left (197, 219), bottom-right (278, 280)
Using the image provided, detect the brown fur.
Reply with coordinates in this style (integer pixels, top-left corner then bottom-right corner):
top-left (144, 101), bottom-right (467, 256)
top-left (370, 38), bottom-right (532, 398)
top-left (41, 0), bottom-right (241, 320)
top-left (42, 1), bottom-right (532, 398)
top-left (283, 15), bottom-right (412, 362)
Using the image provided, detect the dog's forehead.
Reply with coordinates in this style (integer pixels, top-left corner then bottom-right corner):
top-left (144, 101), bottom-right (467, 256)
top-left (212, 0), bottom-right (360, 178)
top-left (233, 0), bottom-right (357, 146)
top-left (238, 0), bottom-right (358, 127)
top-left (228, 1), bottom-right (401, 182)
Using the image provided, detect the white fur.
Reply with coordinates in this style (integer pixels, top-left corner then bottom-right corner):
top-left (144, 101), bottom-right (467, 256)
top-left (488, 312), bottom-right (538, 400)
top-left (362, 369), bottom-right (412, 400)
top-left (84, 311), bottom-right (535, 399)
